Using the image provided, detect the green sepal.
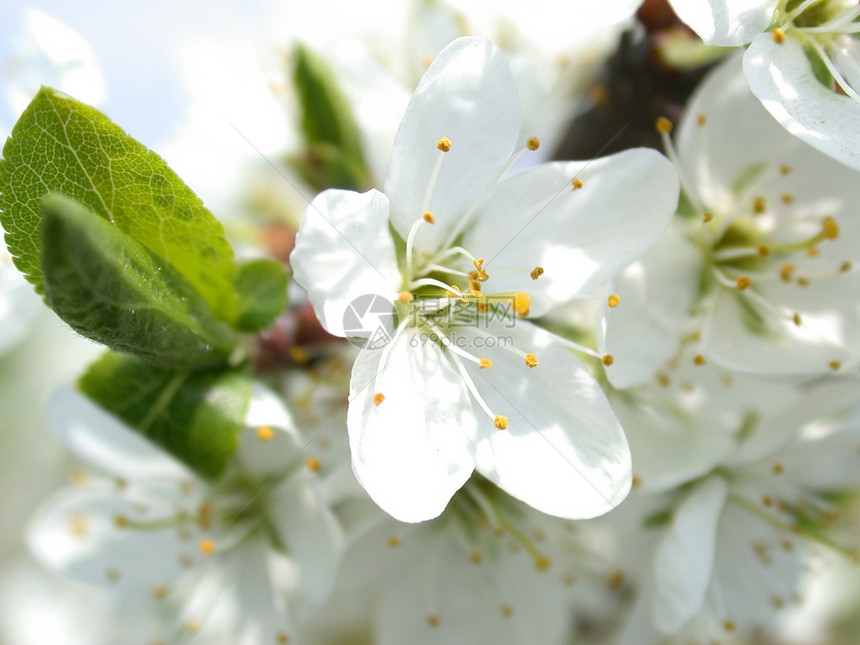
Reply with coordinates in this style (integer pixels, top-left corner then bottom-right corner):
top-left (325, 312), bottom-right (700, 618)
top-left (0, 87), bottom-right (238, 323)
top-left (234, 257), bottom-right (289, 332)
top-left (79, 351), bottom-right (253, 479)
top-left (42, 193), bottom-right (237, 369)
top-left (292, 43), bottom-right (369, 191)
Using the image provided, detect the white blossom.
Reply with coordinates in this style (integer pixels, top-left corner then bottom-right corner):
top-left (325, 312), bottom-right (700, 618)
top-left (27, 384), bottom-right (343, 644)
top-left (291, 36), bottom-right (680, 523)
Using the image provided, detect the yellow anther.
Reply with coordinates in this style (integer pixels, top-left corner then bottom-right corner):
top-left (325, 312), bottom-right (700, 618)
top-left (632, 475), bottom-right (642, 488)
top-left (255, 425), bottom-right (274, 442)
top-left (736, 276), bottom-right (752, 290)
top-left (822, 216), bottom-right (839, 239)
top-left (780, 165), bottom-right (793, 175)
top-left (524, 353), bottom-right (538, 368)
top-left (526, 136), bottom-right (541, 151)
top-left (693, 354), bottom-right (706, 366)
top-left (656, 372), bottom-right (670, 387)
top-left (772, 463), bottom-right (785, 475)
top-left (427, 614), bottom-right (440, 627)
top-left (479, 358), bottom-right (493, 369)
top-left (436, 137), bottom-right (451, 152)
top-left (797, 276), bottom-right (809, 287)
top-left (373, 392), bottom-right (385, 406)
top-left (305, 457), bottom-right (322, 472)
top-left (840, 261), bottom-right (852, 272)
top-left (780, 263), bottom-right (795, 282)
top-left (829, 361), bottom-right (842, 371)
top-left (753, 196), bottom-right (766, 213)
top-left (781, 193), bottom-right (795, 204)
top-left (494, 415), bottom-right (509, 430)
top-left (114, 514), bottom-right (129, 529)
top-left (477, 302), bottom-right (490, 314)
top-left (152, 585), bottom-right (170, 599)
top-left (793, 313), bottom-right (802, 326)
top-left (535, 555), bottom-right (553, 571)
top-left (762, 494), bottom-right (774, 507)
top-left (697, 113), bottom-right (707, 127)
top-left (422, 211), bottom-right (435, 224)
top-left (530, 266), bottom-right (544, 280)
top-left (607, 294), bottom-right (620, 308)
top-left (758, 245), bottom-right (770, 257)
top-left (69, 514), bottom-right (89, 537)
top-left (807, 247), bottom-right (820, 258)
top-left (571, 177), bottom-right (584, 190)
top-left (501, 604), bottom-right (514, 617)
top-left (186, 621), bottom-right (201, 635)
top-left (199, 538), bottom-right (216, 556)
top-left (70, 468), bottom-right (90, 485)
top-left (387, 536), bottom-right (401, 548)
top-left (602, 354), bottom-right (614, 367)
top-left (655, 116), bottom-right (673, 133)
top-left (703, 212), bottom-right (714, 223)
top-left (397, 292), bottom-right (414, 303)
top-left (512, 292), bottom-right (531, 317)
top-left (469, 280), bottom-right (482, 293)
top-left (772, 28), bottom-right (785, 44)
top-left (277, 634), bottom-right (290, 645)
top-left (608, 570), bottom-right (625, 588)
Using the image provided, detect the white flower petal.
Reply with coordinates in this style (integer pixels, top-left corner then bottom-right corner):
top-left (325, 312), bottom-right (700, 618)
top-left (677, 51), bottom-right (797, 212)
top-left (667, 0), bottom-right (776, 46)
top-left (270, 470), bottom-right (344, 604)
top-left (49, 385), bottom-right (189, 480)
top-left (615, 398), bottom-right (734, 494)
top-left (652, 476), bottom-right (728, 634)
top-left (27, 485), bottom-right (201, 592)
top-left (236, 383), bottom-right (304, 477)
top-left (744, 33), bottom-right (860, 171)
top-left (347, 329), bottom-right (478, 523)
top-left (725, 379), bottom-right (860, 468)
top-left (384, 37), bottom-right (521, 253)
top-left (460, 320), bottom-right (631, 519)
top-left (599, 222), bottom-right (701, 389)
top-left (291, 189), bottom-right (401, 337)
top-left (463, 149), bottom-right (679, 316)
top-left (703, 280), bottom-right (856, 376)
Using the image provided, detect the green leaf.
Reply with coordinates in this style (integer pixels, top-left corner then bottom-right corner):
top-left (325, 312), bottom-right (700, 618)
top-left (0, 87), bottom-right (238, 322)
top-left (292, 44), bottom-right (369, 191)
top-left (288, 142), bottom-right (369, 193)
top-left (42, 193), bottom-right (237, 368)
top-left (234, 257), bottom-right (289, 332)
top-left (79, 351), bottom-right (253, 479)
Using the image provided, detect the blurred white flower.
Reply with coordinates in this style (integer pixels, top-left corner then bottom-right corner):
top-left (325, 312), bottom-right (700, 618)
top-left (667, 0), bottom-right (860, 169)
top-left (602, 51), bottom-right (860, 383)
top-left (608, 349), bottom-right (860, 643)
top-left (27, 384), bottom-right (343, 644)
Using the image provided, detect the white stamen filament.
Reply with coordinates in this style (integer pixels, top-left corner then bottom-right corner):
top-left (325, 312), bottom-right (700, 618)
top-left (423, 149), bottom-right (447, 214)
top-left (408, 277), bottom-right (463, 292)
top-left (659, 129), bottom-right (707, 217)
top-left (421, 246), bottom-right (478, 275)
top-left (797, 4), bottom-right (860, 32)
top-left (420, 263), bottom-right (471, 277)
top-left (806, 38), bottom-right (860, 104)
top-left (446, 346), bottom-right (499, 422)
top-left (405, 216), bottom-right (426, 279)
top-left (783, 0), bottom-right (826, 24)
